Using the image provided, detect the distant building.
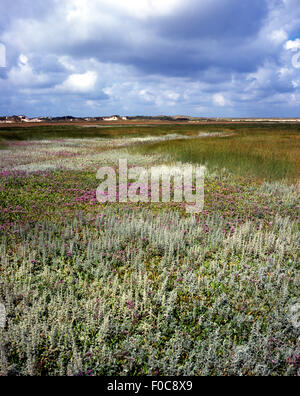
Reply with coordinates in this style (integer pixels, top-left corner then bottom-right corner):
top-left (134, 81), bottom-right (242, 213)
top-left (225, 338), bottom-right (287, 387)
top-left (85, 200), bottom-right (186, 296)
top-left (103, 115), bottom-right (120, 121)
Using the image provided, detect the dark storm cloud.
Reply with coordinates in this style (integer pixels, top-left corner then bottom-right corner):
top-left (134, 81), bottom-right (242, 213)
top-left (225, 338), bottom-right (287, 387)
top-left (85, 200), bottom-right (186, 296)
top-left (0, 0), bottom-right (300, 117)
top-left (0, 0), bottom-right (50, 30)
top-left (151, 0), bottom-right (269, 40)
top-left (59, 0), bottom-right (270, 77)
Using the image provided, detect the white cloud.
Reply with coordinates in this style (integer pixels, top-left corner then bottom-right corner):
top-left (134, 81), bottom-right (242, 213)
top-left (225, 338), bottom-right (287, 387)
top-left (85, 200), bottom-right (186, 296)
top-left (19, 54), bottom-right (29, 65)
top-left (55, 70), bottom-right (98, 93)
top-left (292, 52), bottom-right (300, 69)
top-left (269, 29), bottom-right (288, 44)
top-left (115, 0), bottom-right (181, 18)
top-left (1, 0), bottom-right (300, 117)
top-left (64, 0), bottom-right (181, 20)
top-left (8, 54), bottom-right (49, 87)
top-left (213, 93), bottom-right (226, 107)
top-left (139, 89), bottom-right (155, 102)
top-left (285, 39), bottom-right (300, 52)
top-left (58, 56), bottom-right (77, 72)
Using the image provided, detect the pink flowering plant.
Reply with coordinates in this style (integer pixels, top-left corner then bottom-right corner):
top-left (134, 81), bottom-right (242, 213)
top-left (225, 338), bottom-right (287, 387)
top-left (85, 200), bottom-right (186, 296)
top-left (0, 123), bottom-right (299, 376)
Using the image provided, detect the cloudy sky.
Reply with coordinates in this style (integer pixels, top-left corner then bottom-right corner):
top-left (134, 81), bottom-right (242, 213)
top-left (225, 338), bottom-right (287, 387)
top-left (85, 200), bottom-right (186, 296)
top-left (1, 0), bottom-right (300, 117)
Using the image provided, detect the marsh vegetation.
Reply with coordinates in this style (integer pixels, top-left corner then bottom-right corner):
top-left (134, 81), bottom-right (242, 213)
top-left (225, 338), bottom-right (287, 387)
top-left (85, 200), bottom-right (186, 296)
top-left (0, 123), bottom-right (299, 376)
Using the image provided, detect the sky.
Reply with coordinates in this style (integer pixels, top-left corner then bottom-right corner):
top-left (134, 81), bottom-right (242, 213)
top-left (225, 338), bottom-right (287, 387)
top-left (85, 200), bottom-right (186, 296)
top-left (1, 0), bottom-right (300, 117)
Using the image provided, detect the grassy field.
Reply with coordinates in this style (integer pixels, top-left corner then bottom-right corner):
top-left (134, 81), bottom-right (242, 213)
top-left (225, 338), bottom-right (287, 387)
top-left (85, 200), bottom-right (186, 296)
top-left (1, 123), bottom-right (300, 181)
top-left (0, 124), bottom-right (191, 143)
top-left (0, 124), bottom-right (299, 376)
top-left (130, 125), bottom-right (300, 183)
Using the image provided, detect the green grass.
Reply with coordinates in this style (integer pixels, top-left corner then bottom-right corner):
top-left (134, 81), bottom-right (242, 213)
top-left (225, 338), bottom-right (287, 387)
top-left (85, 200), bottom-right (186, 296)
top-left (130, 126), bottom-right (300, 183)
top-left (0, 130), bottom-right (299, 376)
top-left (1, 122), bottom-right (300, 141)
top-left (1, 123), bottom-right (300, 181)
top-left (0, 124), bottom-right (189, 142)
top-left (1, 168), bottom-right (299, 376)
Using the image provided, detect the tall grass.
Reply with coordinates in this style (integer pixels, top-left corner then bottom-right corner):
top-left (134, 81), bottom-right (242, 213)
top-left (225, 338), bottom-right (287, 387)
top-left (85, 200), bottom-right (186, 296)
top-left (1, 208), bottom-right (299, 376)
top-left (1, 122), bottom-right (300, 141)
top-left (1, 123), bottom-right (300, 181)
top-left (0, 131), bottom-right (299, 376)
top-left (2, 123), bottom-right (300, 180)
top-left (131, 130), bottom-right (300, 182)
top-left (0, 124), bottom-right (193, 143)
